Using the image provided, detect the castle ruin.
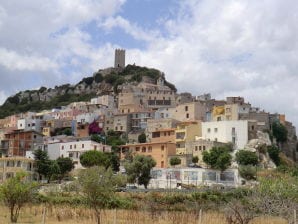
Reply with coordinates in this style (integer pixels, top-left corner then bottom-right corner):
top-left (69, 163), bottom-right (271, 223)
top-left (114, 49), bottom-right (125, 68)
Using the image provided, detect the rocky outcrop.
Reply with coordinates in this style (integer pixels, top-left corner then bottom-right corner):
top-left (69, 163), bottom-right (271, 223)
top-left (243, 131), bottom-right (276, 169)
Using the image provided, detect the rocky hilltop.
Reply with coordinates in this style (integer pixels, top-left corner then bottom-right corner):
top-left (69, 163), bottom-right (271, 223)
top-left (0, 64), bottom-right (176, 118)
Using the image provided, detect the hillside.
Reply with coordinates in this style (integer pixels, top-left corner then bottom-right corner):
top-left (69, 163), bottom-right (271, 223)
top-left (0, 64), bottom-right (177, 118)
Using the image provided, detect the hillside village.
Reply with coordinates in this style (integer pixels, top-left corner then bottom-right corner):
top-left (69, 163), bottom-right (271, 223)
top-left (0, 49), bottom-right (297, 188)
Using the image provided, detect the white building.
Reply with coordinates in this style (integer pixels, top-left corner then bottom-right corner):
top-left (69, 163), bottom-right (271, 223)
top-left (45, 140), bottom-right (111, 169)
top-left (201, 120), bottom-right (250, 150)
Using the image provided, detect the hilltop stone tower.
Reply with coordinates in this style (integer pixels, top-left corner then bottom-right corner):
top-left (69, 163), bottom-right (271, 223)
top-left (114, 49), bottom-right (125, 68)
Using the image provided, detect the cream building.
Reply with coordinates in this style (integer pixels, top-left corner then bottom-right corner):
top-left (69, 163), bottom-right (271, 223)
top-left (118, 77), bottom-right (176, 113)
top-left (173, 101), bottom-right (207, 122)
top-left (0, 157), bottom-right (36, 182)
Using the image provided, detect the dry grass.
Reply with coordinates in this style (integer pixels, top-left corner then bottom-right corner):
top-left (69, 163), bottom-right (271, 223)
top-left (0, 205), bottom-right (287, 224)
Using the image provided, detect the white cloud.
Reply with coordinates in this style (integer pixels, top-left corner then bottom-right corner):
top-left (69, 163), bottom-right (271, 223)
top-left (99, 16), bottom-right (160, 42)
top-left (122, 0), bottom-right (298, 127)
top-left (0, 0), bottom-right (298, 129)
top-left (0, 48), bottom-right (58, 71)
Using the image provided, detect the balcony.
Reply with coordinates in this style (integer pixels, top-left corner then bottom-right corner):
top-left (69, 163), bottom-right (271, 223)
top-left (175, 132), bottom-right (186, 141)
top-left (148, 100), bottom-right (171, 106)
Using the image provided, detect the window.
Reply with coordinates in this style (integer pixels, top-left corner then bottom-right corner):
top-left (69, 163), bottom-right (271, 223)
top-left (94, 146), bottom-right (97, 150)
top-left (62, 146), bottom-right (64, 150)
top-left (207, 128), bottom-right (211, 133)
top-left (203, 146), bottom-right (206, 150)
top-left (69, 152), bottom-right (73, 158)
top-left (142, 147), bottom-right (146, 152)
top-left (186, 113), bottom-right (189, 118)
top-left (195, 146), bottom-right (198, 151)
top-left (161, 145), bottom-right (165, 151)
top-left (217, 117), bottom-right (221, 121)
top-left (232, 137), bottom-right (236, 144)
top-left (215, 138), bottom-right (218, 142)
top-left (148, 146), bottom-right (152, 152)
top-left (161, 161), bottom-right (164, 168)
top-left (199, 146), bottom-right (202, 151)
top-left (82, 144), bottom-right (84, 148)
top-left (185, 106), bottom-right (188, 111)
top-left (136, 147), bottom-right (140, 152)
top-left (120, 126), bottom-right (123, 130)
top-left (74, 144), bottom-right (76, 149)
top-left (251, 125), bottom-right (254, 130)
top-left (214, 128), bottom-right (218, 133)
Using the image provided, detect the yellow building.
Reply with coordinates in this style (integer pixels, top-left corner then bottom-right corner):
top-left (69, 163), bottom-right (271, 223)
top-left (175, 121), bottom-right (201, 155)
top-left (212, 103), bottom-right (250, 121)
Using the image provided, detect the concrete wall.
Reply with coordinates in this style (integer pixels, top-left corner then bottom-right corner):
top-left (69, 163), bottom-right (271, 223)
top-left (149, 168), bottom-right (240, 189)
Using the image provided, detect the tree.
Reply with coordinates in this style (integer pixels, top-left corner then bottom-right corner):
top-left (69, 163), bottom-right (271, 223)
top-left (45, 160), bottom-right (60, 183)
top-left (138, 132), bottom-right (146, 143)
top-left (106, 152), bottom-right (120, 172)
top-left (124, 155), bottom-right (156, 189)
top-left (63, 128), bottom-right (72, 136)
top-left (80, 150), bottom-right (109, 168)
top-left (272, 121), bottom-right (288, 143)
top-left (235, 150), bottom-right (259, 166)
top-left (267, 145), bottom-right (281, 166)
top-left (202, 147), bottom-right (232, 171)
top-left (78, 166), bottom-right (126, 224)
top-left (170, 157), bottom-right (181, 167)
top-left (33, 149), bottom-right (51, 181)
top-left (91, 134), bottom-right (103, 143)
top-left (56, 157), bottom-right (74, 183)
top-left (192, 156), bottom-right (199, 164)
top-left (0, 172), bottom-right (37, 223)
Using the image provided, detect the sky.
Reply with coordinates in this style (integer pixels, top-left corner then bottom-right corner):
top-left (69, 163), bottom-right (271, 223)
top-left (0, 0), bottom-right (298, 127)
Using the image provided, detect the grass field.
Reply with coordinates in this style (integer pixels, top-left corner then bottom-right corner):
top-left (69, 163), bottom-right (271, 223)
top-left (0, 205), bottom-right (288, 224)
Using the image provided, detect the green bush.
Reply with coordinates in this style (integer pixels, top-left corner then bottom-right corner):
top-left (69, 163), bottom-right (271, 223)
top-left (235, 150), bottom-right (259, 166)
top-left (267, 145), bottom-right (281, 166)
top-left (94, 72), bottom-right (103, 83)
top-left (239, 165), bottom-right (257, 180)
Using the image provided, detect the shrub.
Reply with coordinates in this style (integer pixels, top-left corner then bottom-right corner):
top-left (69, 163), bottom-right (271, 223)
top-left (235, 150), bottom-right (259, 166)
top-left (267, 145), bottom-right (281, 166)
top-left (94, 72), bottom-right (103, 83)
top-left (239, 165), bottom-right (257, 180)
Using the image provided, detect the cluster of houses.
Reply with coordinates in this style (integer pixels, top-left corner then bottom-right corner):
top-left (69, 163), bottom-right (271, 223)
top-left (0, 50), bottom-right (296, 188)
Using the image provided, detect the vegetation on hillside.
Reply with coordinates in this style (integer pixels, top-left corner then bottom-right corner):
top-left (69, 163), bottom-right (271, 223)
top-left (0, 64), bottom-right (176, 119)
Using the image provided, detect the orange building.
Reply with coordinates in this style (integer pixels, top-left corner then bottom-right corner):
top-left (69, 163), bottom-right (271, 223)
top-left (120, 141), bottom-right (176, 168)
top-left (151, 128), bottom-right (176, 143)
